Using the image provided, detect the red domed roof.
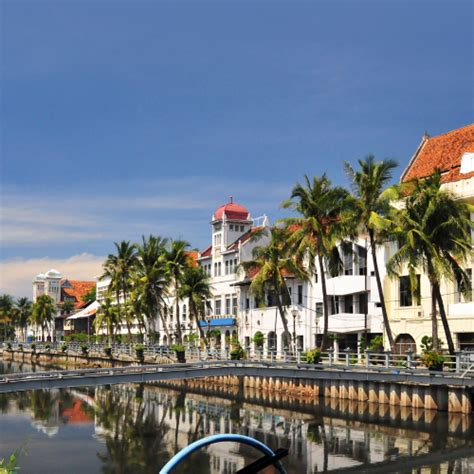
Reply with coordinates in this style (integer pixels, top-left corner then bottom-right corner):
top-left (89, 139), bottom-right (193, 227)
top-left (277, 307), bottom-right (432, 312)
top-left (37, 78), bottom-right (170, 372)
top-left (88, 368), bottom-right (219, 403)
top-left (214, 200), bottom-right (250, 221)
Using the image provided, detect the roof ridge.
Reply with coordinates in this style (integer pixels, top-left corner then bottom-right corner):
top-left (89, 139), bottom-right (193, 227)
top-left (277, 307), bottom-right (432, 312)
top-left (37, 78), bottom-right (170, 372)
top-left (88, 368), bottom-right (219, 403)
top-left (427, 123), bottom-right (474, 141)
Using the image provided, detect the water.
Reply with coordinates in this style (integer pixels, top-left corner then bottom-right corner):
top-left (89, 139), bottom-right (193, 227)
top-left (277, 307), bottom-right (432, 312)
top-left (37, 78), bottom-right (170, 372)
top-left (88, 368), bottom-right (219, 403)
top-left (1, 360), bottom-right (473, 473)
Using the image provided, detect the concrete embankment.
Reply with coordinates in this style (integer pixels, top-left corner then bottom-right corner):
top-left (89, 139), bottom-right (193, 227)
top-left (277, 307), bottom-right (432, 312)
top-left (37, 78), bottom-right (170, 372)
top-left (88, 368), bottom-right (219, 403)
top-left (2, 348), bottom-right (172, 368)
top-left (160, 374), bottom-right (474, 415)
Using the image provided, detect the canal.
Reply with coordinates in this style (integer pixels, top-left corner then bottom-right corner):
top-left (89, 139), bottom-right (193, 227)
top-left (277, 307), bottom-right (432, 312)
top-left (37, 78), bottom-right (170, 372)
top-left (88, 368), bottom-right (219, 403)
top-left (1, 360), bottom-right (473, 473)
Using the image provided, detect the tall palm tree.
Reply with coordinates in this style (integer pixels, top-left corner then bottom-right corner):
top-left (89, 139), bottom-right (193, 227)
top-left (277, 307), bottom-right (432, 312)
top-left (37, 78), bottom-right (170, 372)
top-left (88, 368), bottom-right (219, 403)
top-left (134, 235), bottom-right (171, 343)
top-left (165, 240), bottom-right (191, 343)
top-left (95, 297), bottom-right (120, 344)
top-left (179, 266), bottom-right (213, 347)
top-left (282, 174), bottom-right (355, 350)
top-left (241, 227), bottom-right (308, 354)
top-left (32, 294), bottom-right (56, 341)
top-left (102, 241), bottom-right (139, 341)
top-left (344, 155), bottom-right (398, 352)
top-left (15, 297), bottom-right (32, 342)
top-left (0, 294), bottom-right (14, 340)
top-left (387, 170), bottom-right (473, 354)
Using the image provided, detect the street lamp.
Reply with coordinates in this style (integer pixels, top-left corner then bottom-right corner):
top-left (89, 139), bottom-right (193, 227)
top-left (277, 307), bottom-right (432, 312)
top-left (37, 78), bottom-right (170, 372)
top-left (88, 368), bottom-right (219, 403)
top-left (291, 308), bottom-right (298, 353)
top-left (205, 315), bottom-right (211, 349)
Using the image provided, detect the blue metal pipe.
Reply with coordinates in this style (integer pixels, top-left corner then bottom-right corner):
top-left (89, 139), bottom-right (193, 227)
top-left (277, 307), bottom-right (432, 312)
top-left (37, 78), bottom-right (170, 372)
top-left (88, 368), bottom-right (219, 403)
top-left (159, 433), bottom-right (286, 473)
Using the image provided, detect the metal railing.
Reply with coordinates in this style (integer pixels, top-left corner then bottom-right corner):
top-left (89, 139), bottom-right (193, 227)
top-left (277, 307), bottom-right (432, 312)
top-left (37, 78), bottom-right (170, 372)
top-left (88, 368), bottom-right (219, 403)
top-left (2, 341), bottom-right (474, 376)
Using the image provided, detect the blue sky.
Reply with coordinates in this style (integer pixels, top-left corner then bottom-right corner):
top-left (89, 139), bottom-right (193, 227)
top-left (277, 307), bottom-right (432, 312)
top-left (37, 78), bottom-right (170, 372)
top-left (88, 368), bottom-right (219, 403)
top-left (1, 0), bottom-right (472, 296)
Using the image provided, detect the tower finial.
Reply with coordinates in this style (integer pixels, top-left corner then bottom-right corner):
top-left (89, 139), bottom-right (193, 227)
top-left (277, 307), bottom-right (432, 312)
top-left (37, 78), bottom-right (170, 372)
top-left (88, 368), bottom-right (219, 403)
top-left (229, 195), bottom-right (233, 204)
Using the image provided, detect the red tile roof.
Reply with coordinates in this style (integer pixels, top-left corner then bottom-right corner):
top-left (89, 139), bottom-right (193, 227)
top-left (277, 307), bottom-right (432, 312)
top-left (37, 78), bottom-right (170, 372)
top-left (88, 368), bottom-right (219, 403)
top-left (61, 280), bottom-right (95, 308)
top-left (200, 245), bottom-right (212, 258)
top-left (214, 201), bottom-right (250, 221)
top-left (401, 124), bottom-right (474, 183)
top-left (227, 226), bottom-right (264, 251)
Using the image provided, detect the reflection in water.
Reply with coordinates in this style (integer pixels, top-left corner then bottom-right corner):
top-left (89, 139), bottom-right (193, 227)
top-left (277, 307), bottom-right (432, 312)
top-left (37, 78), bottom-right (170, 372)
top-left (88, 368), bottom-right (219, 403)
top-left (0, 361), bottom-right (473, 472)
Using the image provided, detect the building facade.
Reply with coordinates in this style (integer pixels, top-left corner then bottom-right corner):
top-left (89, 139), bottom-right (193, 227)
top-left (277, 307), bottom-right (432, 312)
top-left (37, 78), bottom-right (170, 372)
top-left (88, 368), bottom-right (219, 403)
top-left (385, 124), bottom-right (474, 352)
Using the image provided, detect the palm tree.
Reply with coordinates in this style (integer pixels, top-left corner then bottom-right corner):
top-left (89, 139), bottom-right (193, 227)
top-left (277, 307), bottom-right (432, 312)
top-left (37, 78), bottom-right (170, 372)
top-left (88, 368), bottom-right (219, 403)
top-left (32, 294), bottom-right (56, 341)
top-left (0, 294), bottom-right (14, 340)
top-left (179, 266), bottom-right (213, 347)
top-left (95, 297), bottom-right (120, 344)
top-left (241, 227), bottom-right (308, 354)
top-left (344, 155), bottom-right (398, 351)
top-left (15, 297), bottom-right (32, 342)
top-left (282, 174), bottom-right (355, 350)
top-left (165, 240), bottom-right (191, 343)
top-left (134, 235), bottom-right (171, 343)
top-left (102, 241), bottom-right (139, 341)
top-left (387, 170), bottom-right (473, 354)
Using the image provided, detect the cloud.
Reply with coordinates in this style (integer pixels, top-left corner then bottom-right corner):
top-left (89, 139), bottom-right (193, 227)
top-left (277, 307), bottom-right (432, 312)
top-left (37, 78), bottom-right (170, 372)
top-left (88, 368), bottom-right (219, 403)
top-left (0, 253), bottom-right (105, 298)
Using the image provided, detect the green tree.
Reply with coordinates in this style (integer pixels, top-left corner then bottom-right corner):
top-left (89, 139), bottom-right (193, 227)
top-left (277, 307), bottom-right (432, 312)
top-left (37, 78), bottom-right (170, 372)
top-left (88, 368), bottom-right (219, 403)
top-left (344, 155), bottom-right (398, 351)
top-left (32, 295), bottom-right (56, 341)
top-left (241, 227), bottom-right (308, 354)
top-left (102, 241), bottom-right (139, 341)
top-left (179, 266), bottom-right (213, 347)
top-left (282, 174), bottom-right (354, 350)
top-left (95, 297), bottom-right (119, 344)
top-left (15, 297), bottom-right (32, 342)
top-left (61, 300), bottom-right (76, 316)
top-left (165, 240), bottom-right (191, 344)
top-left (387, 170), bottom-right (473, 354)
top-left (82, 286), bottom-right (96, 303)
top-left (134, 235), bottom-right (171, 343)
top-left (0, 294), bottom-right (14, 340)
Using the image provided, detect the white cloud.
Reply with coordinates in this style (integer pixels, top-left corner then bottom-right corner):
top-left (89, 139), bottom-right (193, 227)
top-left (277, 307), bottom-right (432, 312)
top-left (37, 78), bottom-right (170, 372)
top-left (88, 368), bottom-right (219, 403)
top-left (0, 253), bottom-right (105, 298)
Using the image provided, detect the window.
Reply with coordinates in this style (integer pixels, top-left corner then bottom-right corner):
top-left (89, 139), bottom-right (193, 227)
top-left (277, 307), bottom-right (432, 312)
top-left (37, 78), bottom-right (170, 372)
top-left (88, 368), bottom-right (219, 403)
top-left (230, 225), bottom-right (234, 231)
top-left (225, 261), bottom-right (229, 275)
top-left (245, 298), bottom-right (250, 310)
top-left (182, 304), bottom-right (187, 321)
top-left (315, 302), bottom-right (323, 318)
top-left (240, 225), bottom-right (244, 232)
top-left (344, 295), bottom-right (353, 313)
top-left (357, 245), bottom-right (367, 275)
top-left (225, 295), bottom-right (231, 315)
top-left (344, 251), bottom-right (353, 275)
top-left (297, 285), bottom-right (303, 305)
top-left (232, 297), bottom-right (238, 315)
top-left (359, 293), bottom-right (368, 314)
top-left (215, 299), bottom-right (221, 315)
top-left (214, 263), bottom-right (217, 276)
top-left (399, 275), bottom-right (421, 307)
top-left (218, 262), bottom-right (221, 276)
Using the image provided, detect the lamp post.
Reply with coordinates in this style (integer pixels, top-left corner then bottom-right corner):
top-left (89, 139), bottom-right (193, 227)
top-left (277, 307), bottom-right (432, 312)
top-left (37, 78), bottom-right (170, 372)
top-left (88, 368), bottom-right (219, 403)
top-left (205, 315), bottom-right (211, 350)
top-left (291, 308), bottom-right (298, 354)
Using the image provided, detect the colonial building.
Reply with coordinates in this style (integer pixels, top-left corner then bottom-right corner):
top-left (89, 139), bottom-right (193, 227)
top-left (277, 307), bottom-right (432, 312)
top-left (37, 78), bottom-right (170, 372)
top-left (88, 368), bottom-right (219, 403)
top-left (385, 124), bottom-right (474, 352)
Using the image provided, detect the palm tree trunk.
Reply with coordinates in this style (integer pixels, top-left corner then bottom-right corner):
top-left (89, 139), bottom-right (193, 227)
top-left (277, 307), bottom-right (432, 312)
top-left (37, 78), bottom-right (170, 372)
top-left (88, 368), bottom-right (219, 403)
top-left (153, 292), bottom-right (171, 343)
top-left (369, 230), bottom-right (395, 352)
top-left (275, 293), bottom-right (292, 354)
top-left (433, 282), bottom-right (455, 355)
top-left (430, 283), bottom-right (440, 351)
top-left (175, 279), bottom-right (182, 343)
top-left (192, 302), bottom-right (207, 348)
top-left (318, 254), bottom-right (330, 351)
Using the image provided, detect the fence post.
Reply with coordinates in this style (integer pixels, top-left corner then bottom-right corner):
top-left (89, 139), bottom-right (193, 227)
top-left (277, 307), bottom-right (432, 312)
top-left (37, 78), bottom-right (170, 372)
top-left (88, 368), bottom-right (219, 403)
top-left (406, 349), bottom-right (413, 369)
top-left (345, 347), bottom-right (351, 368)
top-left (327, 348), bottom-right (334, 366)
top-left (365, 350), bottom-right (371, 368)
top-left (455, 351), bottom-right (462, 373)
top-left (384, 351), bottom-right (391, 368)
top-left (297, 351), bottom-right (301, 364)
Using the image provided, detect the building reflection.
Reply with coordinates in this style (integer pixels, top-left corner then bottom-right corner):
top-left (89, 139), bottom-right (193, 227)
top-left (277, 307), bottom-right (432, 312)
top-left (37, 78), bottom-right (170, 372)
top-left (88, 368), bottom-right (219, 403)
top-left (1, 383), bottom-right (473, 473)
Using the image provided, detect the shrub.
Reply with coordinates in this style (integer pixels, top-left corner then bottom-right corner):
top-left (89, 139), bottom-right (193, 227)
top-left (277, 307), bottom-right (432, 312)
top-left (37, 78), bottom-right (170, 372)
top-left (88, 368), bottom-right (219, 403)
top-left (80, 344), bottom-right (89, 354)
top-left (104, 346), bottom-right (112, 357)
top-left (30, 342), bottom-right (36, 352)
top-left (135, 344), bottom-right (144, 360)
top-left (6, 342), bottom-right (12, 351)
top-left (304, 348), bottom-right (322, 364)
top-left (171, 344), bottom-right (185, 353)
top-left (61, 343), bottom-right (68, 353)
top-left (230, 345), bottom-right (245, 360)
top-left (252, 331), bottom-right (265, 348)
top-left (45, 343), bottom-right (51, 350)
top-left (18, 343), bottom-right (23, 351)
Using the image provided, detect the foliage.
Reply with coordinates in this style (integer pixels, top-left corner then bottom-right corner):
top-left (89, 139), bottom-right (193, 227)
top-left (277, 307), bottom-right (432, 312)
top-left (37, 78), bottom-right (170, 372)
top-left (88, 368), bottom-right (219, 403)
top-left (82, 286), bottom-right (97, 303)
top-left (171, 344), bottom-right (185, 352)
top-left (65, 333), bottom-right (89, 343)
top-left (31, 294), bottom-right (56, 341)
top-left (252, 331), bottom-right (265, 347)
top-left (30, 343), bottom-right (36, 351)
top-left (6, 342), bottom-right (12, 351)
top-left (104, 346), bottom-right (112, 357)
top-left (304, 348), bottom-right (322, 364)
top-left (0, 452), bottom-right (20, 473)
top-left (134, 344), bottom-right (145, 360)
top-left (60, 343), bottom-right (68, 353)
top-left (230, 344), bottom-right (245, 360)
top-left (18, 344), bottom-right (23, 351)
top-left (420, 336), bottom-right (445, 370)
top-left (44, 343), bottom-right (51, 350)
top-left (360, 335), bottom-right (384, 353)
top-left (80, 343), bottom-right (89, 354)
top-left (61, 300), bottom-right (76, 315)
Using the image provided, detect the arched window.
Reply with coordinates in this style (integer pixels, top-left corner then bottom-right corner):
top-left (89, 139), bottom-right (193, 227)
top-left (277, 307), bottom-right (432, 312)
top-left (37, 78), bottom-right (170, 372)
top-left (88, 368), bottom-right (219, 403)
top-left (394, 334), bottom-right (416, 354)
top-left (267, 331), bottom-right (277, 354)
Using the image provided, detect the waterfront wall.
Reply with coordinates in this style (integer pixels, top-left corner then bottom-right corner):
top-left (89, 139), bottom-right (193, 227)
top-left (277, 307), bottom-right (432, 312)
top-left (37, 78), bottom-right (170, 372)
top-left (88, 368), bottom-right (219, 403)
top-left (161, 374), bottom-right (474, 415)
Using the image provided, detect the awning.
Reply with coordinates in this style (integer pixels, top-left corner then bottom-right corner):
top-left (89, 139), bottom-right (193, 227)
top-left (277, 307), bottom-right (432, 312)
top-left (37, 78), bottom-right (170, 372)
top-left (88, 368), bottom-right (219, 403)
top-left (66, 301), bottom-right (99, 320)
top-left (198, 317), bottom-right (236, 328)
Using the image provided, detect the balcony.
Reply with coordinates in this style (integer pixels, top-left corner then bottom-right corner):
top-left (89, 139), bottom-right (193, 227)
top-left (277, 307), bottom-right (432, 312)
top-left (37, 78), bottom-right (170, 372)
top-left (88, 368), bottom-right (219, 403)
top-left (448, 301), bottom-right (474, 317)
top-left (322, 312), bottom-right (383, 333)
top-left (325, 275), bottom-right (367, 296)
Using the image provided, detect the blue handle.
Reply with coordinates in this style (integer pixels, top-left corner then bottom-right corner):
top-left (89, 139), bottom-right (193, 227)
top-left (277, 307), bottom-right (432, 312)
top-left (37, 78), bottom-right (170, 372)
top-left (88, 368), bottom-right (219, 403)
top-left (159, 433), bottom-right (286, 473)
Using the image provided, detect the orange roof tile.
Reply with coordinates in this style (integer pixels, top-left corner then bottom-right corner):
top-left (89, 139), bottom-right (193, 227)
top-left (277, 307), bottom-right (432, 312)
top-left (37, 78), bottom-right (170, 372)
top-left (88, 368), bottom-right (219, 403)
top-left (227, 226), bottom-right (264, 251)
top-left (401, 124), bottom-right (474, 183)
top-left (61, 280), bottom-right (95, 308)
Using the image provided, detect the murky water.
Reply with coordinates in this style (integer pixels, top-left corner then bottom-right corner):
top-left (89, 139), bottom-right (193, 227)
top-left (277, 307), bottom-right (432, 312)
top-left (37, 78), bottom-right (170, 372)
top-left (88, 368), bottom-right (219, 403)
top-left (1, 359), bottom-right (473, 473)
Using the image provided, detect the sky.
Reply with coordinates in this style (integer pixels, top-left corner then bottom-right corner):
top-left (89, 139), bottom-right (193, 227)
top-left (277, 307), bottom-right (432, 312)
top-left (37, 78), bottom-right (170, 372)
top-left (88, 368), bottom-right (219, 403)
top-left (1, 0), bottom-right (473, 297)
